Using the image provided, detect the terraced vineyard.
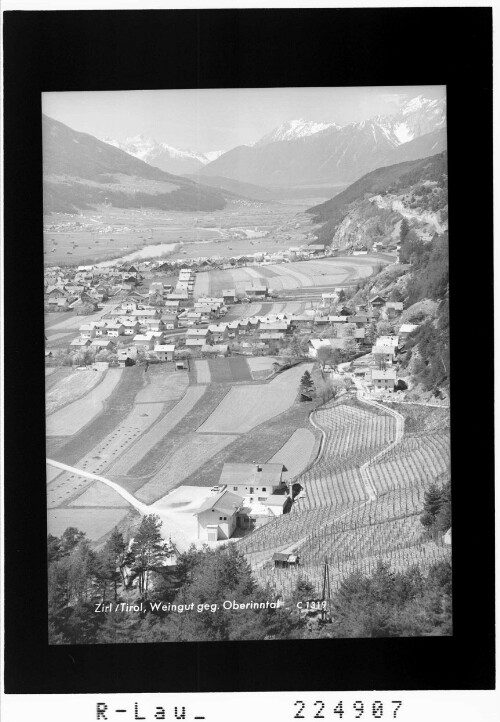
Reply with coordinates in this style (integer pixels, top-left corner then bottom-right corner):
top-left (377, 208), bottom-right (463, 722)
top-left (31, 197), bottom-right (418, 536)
top-left (237, 396), bottom-right (451, 602)
top-left (370, 431), bottom-right (450, 493)
top-left (297, 397), bottom-right (397, 509)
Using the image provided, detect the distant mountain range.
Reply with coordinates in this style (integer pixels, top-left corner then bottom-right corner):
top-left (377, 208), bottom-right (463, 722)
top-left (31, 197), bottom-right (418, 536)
top-left (253, 119), bottom-right (341, 146)
top-left (102, 135), bottom-right (224, 176)
top-left (42, 115), bottom-right (226, 214)
top-left (42, 95), bottom-right (447, 215)
top-left (199, 95), bottom-right (446, 187)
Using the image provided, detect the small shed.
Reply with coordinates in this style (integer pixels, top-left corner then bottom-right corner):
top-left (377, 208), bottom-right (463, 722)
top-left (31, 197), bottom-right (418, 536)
top-left (272, 552), bottom-right (299, 568)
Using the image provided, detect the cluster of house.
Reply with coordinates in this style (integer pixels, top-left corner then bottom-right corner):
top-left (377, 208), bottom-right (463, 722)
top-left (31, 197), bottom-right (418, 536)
top-left (307, 293), bottom-right (420, 391)
top-left (195, 462), bottom-right (291, 542)
top-left (43, 263), bottom-right (146, 311)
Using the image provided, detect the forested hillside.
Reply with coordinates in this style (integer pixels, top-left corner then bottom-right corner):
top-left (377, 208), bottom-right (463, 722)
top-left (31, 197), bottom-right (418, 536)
top-left (47, 516), bottom-right (452, 643)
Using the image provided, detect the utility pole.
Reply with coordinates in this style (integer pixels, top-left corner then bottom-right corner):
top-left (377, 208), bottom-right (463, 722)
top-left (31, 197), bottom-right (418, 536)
top-left (321, 556), bottom-right (331, 623)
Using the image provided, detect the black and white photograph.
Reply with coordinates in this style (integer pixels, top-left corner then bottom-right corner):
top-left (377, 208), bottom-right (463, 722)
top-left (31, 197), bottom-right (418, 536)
top-left (43, 86), bottom-right (452, 644)
top-left (3, 6), bottom-right (495, 706)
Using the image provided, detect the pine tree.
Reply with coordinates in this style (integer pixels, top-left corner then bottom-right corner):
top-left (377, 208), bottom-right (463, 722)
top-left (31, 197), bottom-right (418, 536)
top-left (300, 370), bottom-right (314, 393)
top-left (130, 515), bottom-right (170, 598)
top-left (420, 484), bottom-right (443, 528)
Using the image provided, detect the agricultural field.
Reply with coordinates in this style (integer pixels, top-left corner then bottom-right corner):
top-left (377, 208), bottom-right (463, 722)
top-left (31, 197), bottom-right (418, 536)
top-left (193, 256), bottom-right (380, 297)
top-left (135, 433), bottom-right (239, 503)
top-left (108, 385), bottom-right (207, 477)
top-left (194, 360), bottom-right (211, 384)
top-left (207, 357), bottom-right (252, 382)
top-left (46, 367), bottom-right (105, 415)
top-left (197, 364), bottom-right (311, 434)
top-left (134, 366), bottom-right (188, 403)
top-left (267, 428), bottom-right (317, 481)
top-left (47, 507), bottom-right (131, 542)
top-left (46, 368), bottom-right (123, 436)
top-left (44, 197), bottom-right (320, 267)
top-left (246, 356), bottom-right (279, 380)
top-left (69, 481), bottom-right (129, 508)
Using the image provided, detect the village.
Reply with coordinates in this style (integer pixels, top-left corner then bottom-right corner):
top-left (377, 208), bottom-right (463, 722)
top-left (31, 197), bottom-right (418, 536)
top-left (44, 240), bottom-right (429, 552)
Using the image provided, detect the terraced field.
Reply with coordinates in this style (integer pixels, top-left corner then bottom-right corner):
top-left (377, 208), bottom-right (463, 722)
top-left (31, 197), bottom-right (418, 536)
top-left (297, 397), bottom-right (397, 509)
top-left (235, 395), bottom-right (451, 602)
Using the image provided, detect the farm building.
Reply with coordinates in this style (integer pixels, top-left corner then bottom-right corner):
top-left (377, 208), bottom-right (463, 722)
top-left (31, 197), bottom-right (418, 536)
top-left (260, 322), bottom-right (289, 333)
top-left (195, 490), bottom-right (244, 541)
top-left (154, 344), bottom-right (175, 361)
top-left (247, 286), bottom-right (268, 300)
top-left (369, 295), bottom-right (386, 309)
top-left (264, 494), bottom-right (289, 516)
top-left (201, 344), bottom-right (228, 357)
top-left (399, 323), bottom-right (419, 341)
top-left (79, 324), bottom-right (97, 339)
top-left (116, 318), bottom-right (141, 335)
top-left (90, 338), bottom-right (115, 351)
top-left (187, 328), bottom-right (211, 340)
top-left (385, 301), bottom-right (404, 316)
top-left (260, 332), bottom-right (285, 343)
top-left (165, 300), bottom-right (180, 311)
top-left (272, 552), bottom-right (299, 568)
top-left (186, 338), bottom-right (205, 349)
top-left (106, 323), bottom-right (125, 337)
top-left (70, 337), bottom-right (91, 348)
top-left (208, 324), bottom-right (229, 342)
top-left (132, 334), bottom-right (156, 350)
top-left (222, 289), bottom-right (236, 304)
top-left (371, 368), bottom-right (397, 390)
top-left (372, 344), bottom-right (397, 363)
top-left (118, 348), bottom-right (137, 367)
top-left (218, 463), bottom-right (286, 502)
top-left (226, 321), bottom-right (240, 337)
top-left (144, 318), bottom-right (164, 333)
top-left (160, 315), bottom-right (178, 330)
top-left (377, 335), bottom-right (399, 348)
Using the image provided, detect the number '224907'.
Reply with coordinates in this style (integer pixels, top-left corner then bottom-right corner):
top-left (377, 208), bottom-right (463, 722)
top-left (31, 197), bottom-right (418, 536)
top-left (293, 700), bottom-right (403, 719)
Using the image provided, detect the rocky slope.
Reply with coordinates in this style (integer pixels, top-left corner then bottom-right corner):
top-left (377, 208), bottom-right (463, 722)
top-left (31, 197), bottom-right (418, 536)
top-left (308, 152), bottom-right (448, 250)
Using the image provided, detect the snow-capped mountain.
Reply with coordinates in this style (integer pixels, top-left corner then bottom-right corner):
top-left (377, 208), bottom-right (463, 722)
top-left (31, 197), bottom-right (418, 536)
top-left (391, 95), bottom-right (446, 143)
top-left (102, 135), bottom-right (224, 175)
top-left (254, 118), bottom-right (341, 146)
top-left (200, 95), bottom-right (446, 187)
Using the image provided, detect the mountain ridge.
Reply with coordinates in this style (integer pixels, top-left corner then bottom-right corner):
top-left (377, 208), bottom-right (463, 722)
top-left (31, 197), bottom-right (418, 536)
top-left (42, 115), bottom-right (227, 214)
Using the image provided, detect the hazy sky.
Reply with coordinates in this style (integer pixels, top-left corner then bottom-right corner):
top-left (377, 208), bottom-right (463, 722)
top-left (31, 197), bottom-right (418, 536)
top-left (42, 86), bottom-right (445, 153)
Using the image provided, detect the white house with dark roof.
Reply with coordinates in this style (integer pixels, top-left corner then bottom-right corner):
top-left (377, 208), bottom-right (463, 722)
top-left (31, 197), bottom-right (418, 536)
top-left (371, 368), bottom-right (396, 390)
top-left (218, 463), bottom-right (286, 503)
top-left (154, 344), bottom-right (175, 361)
top-left (399, 324), bottom-right (419, 341)
top-left (195, 489), bottom-right (244, 541)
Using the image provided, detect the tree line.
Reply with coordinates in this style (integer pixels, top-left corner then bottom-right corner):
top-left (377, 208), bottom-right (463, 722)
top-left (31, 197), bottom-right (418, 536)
top-left (48, 515), bottom-right (452, 644)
